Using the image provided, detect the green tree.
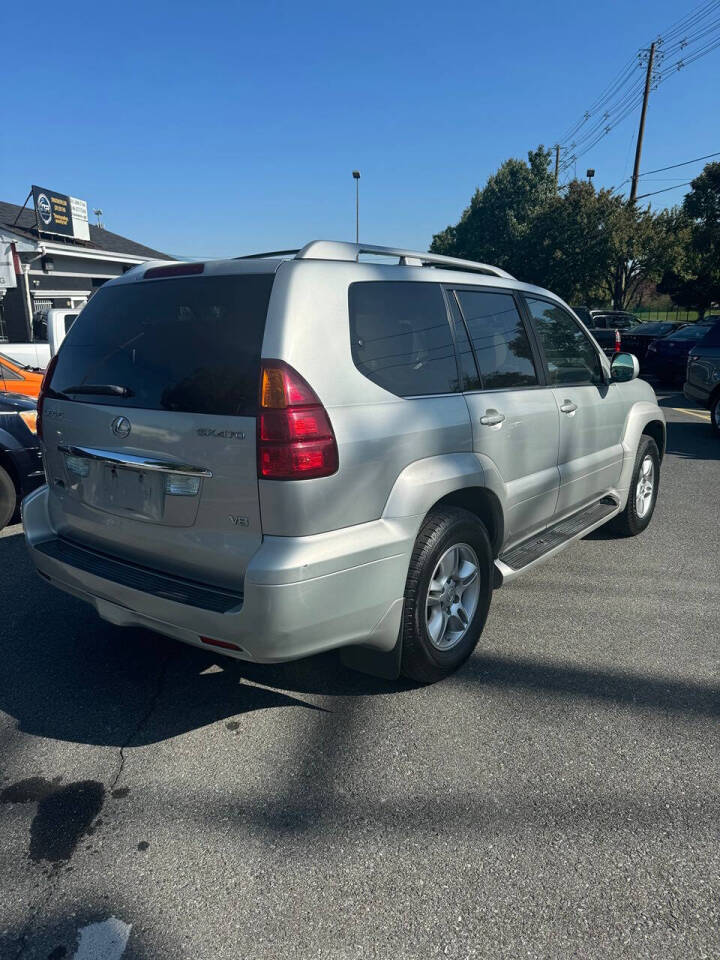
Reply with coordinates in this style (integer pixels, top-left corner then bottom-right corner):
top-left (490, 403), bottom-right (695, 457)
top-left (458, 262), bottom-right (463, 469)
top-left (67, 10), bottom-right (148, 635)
top-left (658, 162), bottom-right (720, 318)
top-left (431, 149), bottom-right (685, 309)
top-left (430, 147), bottom-right (556, 270)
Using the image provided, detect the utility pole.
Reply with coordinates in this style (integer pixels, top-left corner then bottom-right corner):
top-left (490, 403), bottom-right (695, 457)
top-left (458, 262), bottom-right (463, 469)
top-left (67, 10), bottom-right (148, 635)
top-left (629, 42), bottom-right (655, 203)
top-left (554, 145), bottom-right (560, 191)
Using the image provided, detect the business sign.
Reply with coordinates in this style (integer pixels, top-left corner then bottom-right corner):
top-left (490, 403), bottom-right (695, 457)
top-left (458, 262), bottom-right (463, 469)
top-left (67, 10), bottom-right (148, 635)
top-left (32, 186), bottom-right (90, 241)
top-left (70, 196), bottom-right (90, 241)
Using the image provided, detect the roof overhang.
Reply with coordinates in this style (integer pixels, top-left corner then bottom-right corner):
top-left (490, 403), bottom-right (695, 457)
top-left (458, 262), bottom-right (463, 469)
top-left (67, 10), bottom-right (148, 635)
top-left (0, 227), bottom-right (155, 265)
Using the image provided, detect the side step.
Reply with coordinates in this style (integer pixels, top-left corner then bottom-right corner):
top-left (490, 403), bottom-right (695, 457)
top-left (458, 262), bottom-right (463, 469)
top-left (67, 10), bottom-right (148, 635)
top-left (496, 497), bottom-right (619, 582)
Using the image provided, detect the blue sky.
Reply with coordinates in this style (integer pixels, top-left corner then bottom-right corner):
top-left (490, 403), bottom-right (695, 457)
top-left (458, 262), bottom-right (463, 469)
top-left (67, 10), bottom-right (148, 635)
top-left (2, 0), bottom-right (718, 258)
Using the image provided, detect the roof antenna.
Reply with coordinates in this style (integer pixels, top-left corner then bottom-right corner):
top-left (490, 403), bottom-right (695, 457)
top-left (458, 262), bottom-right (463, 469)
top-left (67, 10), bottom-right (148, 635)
top-left (93, 208), bottom-right (104, 228)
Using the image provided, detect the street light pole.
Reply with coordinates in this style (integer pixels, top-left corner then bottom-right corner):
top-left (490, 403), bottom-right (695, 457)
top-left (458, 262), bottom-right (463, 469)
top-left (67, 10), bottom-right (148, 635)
top-left (352, 170), bottom-right (360, 243)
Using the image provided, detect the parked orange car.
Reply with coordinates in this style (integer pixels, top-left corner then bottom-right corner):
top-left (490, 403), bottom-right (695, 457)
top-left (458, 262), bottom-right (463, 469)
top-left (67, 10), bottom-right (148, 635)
top-left (0, 353), bottom-right (44, 398)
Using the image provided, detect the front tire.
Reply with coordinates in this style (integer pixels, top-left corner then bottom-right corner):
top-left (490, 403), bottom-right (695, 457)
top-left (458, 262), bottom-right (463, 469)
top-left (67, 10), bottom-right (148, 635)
top-left (400, 507), bottom-right (493, 684)
top-left (710, 393), bottom-right (720, 438)
top-left (608, 435), bottom-right (660, 537)
top-left (0, 465), bottom-right (17, 532)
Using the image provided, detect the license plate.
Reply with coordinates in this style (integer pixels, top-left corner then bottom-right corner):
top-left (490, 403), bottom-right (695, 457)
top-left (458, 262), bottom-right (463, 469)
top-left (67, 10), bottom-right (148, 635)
top-left (102, 465), bottom-right (163, 520)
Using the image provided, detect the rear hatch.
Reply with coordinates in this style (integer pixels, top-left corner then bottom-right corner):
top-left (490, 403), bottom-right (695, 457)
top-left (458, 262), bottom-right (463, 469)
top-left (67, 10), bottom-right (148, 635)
top-left (41, 267), bottom-right (275, 592)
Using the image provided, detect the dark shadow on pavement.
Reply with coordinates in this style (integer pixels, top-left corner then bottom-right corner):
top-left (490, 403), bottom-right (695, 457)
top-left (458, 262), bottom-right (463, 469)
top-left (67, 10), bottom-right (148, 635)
top-left (2, 521), bottom-right (718, 752)
top-left (0, 531), bottom-right (401, 749)
top-left (664, 419), bottom-right (718, 460)
top-left (458, 652), bottom-right (720, 718)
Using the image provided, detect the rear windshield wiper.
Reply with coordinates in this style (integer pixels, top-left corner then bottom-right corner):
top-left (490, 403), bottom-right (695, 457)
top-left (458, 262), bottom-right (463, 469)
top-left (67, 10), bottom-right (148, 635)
top-left (63, 384), bottom-right (135, 397)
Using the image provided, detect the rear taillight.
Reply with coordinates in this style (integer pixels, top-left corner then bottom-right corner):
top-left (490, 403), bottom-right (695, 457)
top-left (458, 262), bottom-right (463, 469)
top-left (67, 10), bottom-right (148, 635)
top-left (257, 360), bottom-right (338, 480)
top-left (37, 354), bottom-right (59, 440)
top-left (614, 329), bottom-right (622, 353)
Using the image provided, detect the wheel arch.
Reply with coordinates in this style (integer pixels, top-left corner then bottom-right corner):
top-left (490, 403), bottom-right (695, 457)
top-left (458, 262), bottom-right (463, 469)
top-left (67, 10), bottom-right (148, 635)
top-left (429, 487), bottom-right (504, 558)
top-left (642, 419), bottom-right (666, 461)
top-left (382, 453), bottom-right (506, 558)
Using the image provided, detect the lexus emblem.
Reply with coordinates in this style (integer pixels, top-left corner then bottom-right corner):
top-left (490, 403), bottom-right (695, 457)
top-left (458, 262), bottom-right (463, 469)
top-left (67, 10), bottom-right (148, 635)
top-left (111, 416), bottom-right (131, 438)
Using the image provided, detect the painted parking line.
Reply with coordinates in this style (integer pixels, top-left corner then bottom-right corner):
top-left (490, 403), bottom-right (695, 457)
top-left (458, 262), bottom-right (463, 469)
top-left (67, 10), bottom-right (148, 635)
top-left (672, 407), bottom-right (711, 421)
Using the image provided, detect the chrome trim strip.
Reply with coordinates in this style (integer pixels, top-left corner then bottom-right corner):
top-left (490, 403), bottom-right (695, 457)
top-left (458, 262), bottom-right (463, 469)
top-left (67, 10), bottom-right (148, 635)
top-left (57, 445), bottom-right (213, 478)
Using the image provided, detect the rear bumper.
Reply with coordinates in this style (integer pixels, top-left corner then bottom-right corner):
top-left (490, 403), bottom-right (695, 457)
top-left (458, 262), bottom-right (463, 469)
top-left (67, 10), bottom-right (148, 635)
top-left (22, 485), bottom-right (415, 662)
top-left (644, 355), bottom-right (687, 380)
top-left (683, 380), bottom-right (711, 407)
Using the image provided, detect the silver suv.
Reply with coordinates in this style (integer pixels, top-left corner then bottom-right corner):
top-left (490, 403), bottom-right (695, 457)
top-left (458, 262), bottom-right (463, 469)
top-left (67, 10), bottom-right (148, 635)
top-left (24, 242), bottom-right (665, 683)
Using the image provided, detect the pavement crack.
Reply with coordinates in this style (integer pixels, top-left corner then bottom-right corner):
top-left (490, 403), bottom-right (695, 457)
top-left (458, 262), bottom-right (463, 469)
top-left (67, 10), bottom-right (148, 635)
top-left (110, 650), bottom-right (174, 793)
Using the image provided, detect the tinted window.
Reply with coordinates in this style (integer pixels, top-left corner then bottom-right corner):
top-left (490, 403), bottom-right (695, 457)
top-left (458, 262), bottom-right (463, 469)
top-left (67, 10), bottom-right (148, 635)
top-left (455, 290), bottom-right (538, 389)
top-left (695, 324), bottom-right (720, 347)
top-left (668, 325), bottom-right (711, 340)
top-left (0, 363), bottom-right (22, 381)
top-left (526, 298), bottom-right (603, 386)
top-left (50, 274), bottom-right (274, 416)
top-left (629, 322), bottom-right (675, 336)
top-left (349, 282), bottom-right (459, 396)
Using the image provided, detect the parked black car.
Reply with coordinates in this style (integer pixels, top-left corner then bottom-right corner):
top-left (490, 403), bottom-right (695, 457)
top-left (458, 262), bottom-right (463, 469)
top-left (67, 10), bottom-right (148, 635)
top-left (621, 321), bottom-right (686, 366)
top-left (644, 321), bottom-right (719, 385)
top-left (0, 393), bottom-right (44, 530)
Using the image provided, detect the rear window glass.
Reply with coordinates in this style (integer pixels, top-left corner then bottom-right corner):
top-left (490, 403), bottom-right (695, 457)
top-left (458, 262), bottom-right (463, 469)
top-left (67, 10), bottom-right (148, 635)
top-left (696, 323), bottom-right (720, 347)
top-left (628, 322), bottom-right (674, 335)
top-left (349, 282), bottom-right (459, 396)
top-left (669, 325), bottom-right (711, 340)
top-left (50, 274), bottom-right (274, 416)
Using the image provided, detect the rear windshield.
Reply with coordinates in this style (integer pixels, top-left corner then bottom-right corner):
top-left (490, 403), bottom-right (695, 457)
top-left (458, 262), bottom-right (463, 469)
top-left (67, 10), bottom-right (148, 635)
top-left (668, 325), bottom-right (711, 340)
top-left (50, 273), bottom-right (274, 416)
top-left (628, 322), bottom-right (674, 335)
top-left (696, 323), bottom-right (720, 347)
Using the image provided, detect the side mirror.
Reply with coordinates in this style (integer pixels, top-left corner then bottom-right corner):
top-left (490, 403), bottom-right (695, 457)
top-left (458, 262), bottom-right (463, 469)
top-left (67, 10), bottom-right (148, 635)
top-left (611, 352), bottom-right (640, 382)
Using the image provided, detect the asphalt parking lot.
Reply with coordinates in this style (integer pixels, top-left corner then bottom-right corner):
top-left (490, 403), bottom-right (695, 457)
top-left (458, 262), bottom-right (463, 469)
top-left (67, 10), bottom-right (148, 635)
top-left (1, 390), bottom-right (718, 960)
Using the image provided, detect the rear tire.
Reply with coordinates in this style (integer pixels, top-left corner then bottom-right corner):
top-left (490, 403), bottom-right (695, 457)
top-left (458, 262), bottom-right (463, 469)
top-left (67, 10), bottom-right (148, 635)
top-left (607, 436), bottom-right (660, 537)
top-left (710, 393), bottom-right (720, 438)
top-left (400, 507), bottom-right (493, 684)
top-left (0, 465), bottom-right (17, 532)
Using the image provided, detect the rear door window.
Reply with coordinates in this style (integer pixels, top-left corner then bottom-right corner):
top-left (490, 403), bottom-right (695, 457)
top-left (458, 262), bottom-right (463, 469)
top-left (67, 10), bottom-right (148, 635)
top-left (349, 282), bottom-right (459, 396)
top-left (50, 273), bottom-right (274, 416)
top-left (454, 289), bottom-right (538, 389)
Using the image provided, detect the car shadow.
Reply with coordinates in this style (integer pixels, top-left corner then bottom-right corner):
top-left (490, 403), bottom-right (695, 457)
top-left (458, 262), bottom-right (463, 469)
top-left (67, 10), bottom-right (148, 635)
top-left (0, 531), bottom-right (405, 749)
top-left (664, 418), bottom-right (718, 460)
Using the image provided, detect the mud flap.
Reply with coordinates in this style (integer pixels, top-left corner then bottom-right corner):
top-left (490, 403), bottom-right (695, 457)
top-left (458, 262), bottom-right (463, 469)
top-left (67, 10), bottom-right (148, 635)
top-left (339, 635), bottom-right (403, 680)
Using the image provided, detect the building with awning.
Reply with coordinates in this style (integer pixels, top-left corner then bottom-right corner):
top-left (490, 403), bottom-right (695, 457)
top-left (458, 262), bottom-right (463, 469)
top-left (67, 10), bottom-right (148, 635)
top-left (0, 192), bottom-right (171, 342)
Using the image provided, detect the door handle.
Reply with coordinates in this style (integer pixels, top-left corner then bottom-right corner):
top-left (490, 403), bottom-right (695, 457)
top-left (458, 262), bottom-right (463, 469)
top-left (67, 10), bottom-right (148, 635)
top-left (560, 400), bottom-right (578, 415)
top-left (479, 410), bottom-right (506, 427)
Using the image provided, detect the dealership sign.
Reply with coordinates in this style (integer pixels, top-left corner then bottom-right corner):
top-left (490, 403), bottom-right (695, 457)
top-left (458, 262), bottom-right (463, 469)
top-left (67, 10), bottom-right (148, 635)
top-left (32, 186), bottom-right (90, 241)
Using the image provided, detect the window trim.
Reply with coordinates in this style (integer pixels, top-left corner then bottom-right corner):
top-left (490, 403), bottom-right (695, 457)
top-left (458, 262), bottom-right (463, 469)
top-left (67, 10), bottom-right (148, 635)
top-left (448, 284), bottom-right (546, 393)
top-left (347, 279), bottom-right (464, 399)
top-left (520, 293), bottom-right (608, 388)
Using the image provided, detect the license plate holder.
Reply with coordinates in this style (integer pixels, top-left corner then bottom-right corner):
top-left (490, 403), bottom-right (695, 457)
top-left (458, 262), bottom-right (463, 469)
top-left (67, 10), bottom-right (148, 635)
top-left (102, 465), bottom-right (164, 520)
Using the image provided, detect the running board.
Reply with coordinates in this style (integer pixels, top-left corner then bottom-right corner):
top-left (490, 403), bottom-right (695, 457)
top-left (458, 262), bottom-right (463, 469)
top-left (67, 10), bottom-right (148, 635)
top-left (495, 497), bottom-right (620, 584)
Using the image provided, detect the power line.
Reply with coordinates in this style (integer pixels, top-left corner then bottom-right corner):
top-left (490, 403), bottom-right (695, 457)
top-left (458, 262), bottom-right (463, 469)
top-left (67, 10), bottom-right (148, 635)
top-left (617, 149), bottom-right (720, 185)
top-left (635, 180), bottom-right (694, 199)
top-left (556, 0), bottom-right (720, 174)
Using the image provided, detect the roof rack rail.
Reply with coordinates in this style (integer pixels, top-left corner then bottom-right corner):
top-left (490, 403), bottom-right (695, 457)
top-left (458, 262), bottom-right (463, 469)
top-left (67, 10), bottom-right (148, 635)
top-left (295, 241), bottom-right (514, 279)
top-left (235, 249), bottom-right (300, 260)
top-left (233, 241), bottom-right (514, 279)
